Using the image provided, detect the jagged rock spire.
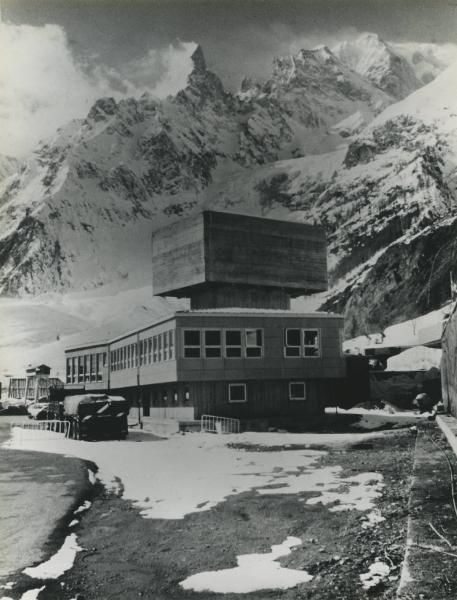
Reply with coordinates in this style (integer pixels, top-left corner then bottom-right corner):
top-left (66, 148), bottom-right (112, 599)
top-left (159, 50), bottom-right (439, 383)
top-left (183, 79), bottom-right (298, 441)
top-left (190, 44), bottom-right (207, 73)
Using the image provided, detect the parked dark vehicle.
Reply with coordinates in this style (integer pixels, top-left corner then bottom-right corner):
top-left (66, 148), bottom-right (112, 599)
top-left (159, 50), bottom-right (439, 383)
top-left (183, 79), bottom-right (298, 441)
top-left (63, 394), bottom-right (128, 441)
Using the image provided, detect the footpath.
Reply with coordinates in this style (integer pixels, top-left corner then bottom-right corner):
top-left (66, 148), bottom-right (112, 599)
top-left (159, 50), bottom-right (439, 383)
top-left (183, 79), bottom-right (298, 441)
top-left (397, 418), bottom-right (457, 599)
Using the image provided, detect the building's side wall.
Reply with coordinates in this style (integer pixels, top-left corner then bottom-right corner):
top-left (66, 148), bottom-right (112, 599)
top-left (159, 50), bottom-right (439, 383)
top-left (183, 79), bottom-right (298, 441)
top-left (130, 379), bottom-right (340, 422)
top-left (442, 310), bottom-right (457, 416)
top-left (109, 318), bottom-right (178, 389)
top-left (175, 314), bottom-right (345, 382)
top-left (64, 344), bottom-right (109, 391)
top-left (205, 211), bottom-right (328, 294)
top-left (152, 213), bottom-right (205, 296)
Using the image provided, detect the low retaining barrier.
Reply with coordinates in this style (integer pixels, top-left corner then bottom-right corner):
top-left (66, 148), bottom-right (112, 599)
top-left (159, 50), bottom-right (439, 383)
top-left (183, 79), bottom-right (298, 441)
top-left (10, 420), bottom-right (70, 439)
top-left (201, 414), bottom-right (240, 434)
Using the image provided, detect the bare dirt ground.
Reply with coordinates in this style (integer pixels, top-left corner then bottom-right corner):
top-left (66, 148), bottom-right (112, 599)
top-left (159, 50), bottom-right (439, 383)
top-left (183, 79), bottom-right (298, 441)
top-left (5, 420), bottom-right (457, 600)
top-left (34, 429), bottom-right (417, 600)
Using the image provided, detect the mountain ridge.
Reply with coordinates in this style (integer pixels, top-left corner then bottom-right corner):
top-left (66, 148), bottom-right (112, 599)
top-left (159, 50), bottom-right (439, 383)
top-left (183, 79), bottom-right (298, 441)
top-left (0, 38), bottom-right (456, 339)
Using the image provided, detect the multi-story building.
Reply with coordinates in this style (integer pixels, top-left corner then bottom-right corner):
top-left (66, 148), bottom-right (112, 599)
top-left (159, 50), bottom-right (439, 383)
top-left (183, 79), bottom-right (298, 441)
top-left (64, 211), bottom-right (355, 425)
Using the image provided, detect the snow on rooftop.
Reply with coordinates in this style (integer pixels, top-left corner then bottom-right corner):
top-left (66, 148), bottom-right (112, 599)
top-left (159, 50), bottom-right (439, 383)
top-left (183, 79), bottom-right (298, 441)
top-left (344, 302), bottom-right (450, 355)
top-left (387, 346), bottom-right (441, 371)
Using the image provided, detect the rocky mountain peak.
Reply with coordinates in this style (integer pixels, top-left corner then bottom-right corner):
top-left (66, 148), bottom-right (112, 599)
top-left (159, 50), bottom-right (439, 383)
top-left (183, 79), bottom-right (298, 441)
top-left (190, 44), bottom-right (207, 73)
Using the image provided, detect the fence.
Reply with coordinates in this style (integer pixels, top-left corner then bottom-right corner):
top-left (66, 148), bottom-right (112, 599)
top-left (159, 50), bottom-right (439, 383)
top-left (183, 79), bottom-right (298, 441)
top-left (200, 414), bottom-right (240, 434)
top-left (10, 420), bottom-right (70, 440)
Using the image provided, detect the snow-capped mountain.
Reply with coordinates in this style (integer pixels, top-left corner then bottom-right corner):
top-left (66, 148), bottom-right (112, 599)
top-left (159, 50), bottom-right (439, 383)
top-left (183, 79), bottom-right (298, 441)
top-left (0, 154), bottom-right (19, 183)
top-left (0, 37), bottom-right (456, 339)
top-left (332, 33), bottom-right (421, 99)
top-left (332, 33), bottom-right (457, 100)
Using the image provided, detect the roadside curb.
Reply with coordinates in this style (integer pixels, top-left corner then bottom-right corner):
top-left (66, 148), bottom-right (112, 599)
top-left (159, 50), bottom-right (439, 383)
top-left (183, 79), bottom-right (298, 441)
top-left (436, 415), bottom-right (457, 457)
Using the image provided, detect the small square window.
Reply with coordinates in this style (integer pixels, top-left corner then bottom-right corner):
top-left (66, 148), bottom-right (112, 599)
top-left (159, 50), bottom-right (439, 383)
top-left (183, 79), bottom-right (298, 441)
top-left (289, 382), bottom-right (306, 401)
top-left (184, 330), bottom-right (201, 346)
top-left (229, 383), bottom-right (247, 403)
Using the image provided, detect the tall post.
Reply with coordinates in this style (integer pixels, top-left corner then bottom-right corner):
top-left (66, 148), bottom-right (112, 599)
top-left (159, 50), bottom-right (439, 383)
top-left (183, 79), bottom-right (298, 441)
top-left (136, 332), bottom-right (143, 429)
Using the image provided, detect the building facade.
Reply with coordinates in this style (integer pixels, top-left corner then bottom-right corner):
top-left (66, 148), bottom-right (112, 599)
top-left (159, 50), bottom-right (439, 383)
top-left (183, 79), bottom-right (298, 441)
top-left (8, 364), bottom-right (63, 403)
top-left (64, 211), bottom-right (354, 425)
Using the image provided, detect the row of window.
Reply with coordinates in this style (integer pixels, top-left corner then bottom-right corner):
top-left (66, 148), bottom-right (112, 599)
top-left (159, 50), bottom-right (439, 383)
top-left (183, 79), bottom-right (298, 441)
top-left (111, 330), bottom-right (175, 372)
top-left (66, 353), bottom-right (107, 384)
top-left (66, 328), bottom-right (322, 383)
top-left (183, 328), bottom-right (320, 359)
top-left (228, 381), bottom-right (307, 403)
top-left (140, 383), bottom-right (306, 405)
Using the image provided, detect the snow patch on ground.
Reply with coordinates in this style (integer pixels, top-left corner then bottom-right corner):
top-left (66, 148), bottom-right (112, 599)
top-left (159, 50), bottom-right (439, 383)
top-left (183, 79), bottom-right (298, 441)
top-left (362, 510), bottom-right (386, 529)
top-left (73, 500), bottom-right (91, 515)
top-left (307, 472), bottom-right (384, 512)
top-left (180, 536), bottom-right (312, 593)
top-left (19, 588), bottom-right (45, 600)
top-left (6, 429), bottom-right (387, 521)
top-left (87, 469), bottom-right (96, 485)
top-left (360, 560), bottom-right (390, 590)
top-left (23, 534), bottom-right (82, 580)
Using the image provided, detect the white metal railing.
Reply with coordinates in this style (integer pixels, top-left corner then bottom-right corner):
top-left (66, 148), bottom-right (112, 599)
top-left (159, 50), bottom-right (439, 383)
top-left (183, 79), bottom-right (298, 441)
top-left (10, 420), bottom-right (70, 439)
top-left (200, 414), bottom-right (240, 434)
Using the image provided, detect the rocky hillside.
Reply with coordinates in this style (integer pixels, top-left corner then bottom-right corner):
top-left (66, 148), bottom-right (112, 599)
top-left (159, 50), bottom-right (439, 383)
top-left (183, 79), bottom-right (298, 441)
top-left (0, 38), bottom-right (456, 337)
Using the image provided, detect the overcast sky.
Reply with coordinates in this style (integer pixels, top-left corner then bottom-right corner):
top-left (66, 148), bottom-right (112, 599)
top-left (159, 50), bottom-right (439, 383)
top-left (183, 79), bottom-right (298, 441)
top-left (2, 0), bottom-right (457, 157)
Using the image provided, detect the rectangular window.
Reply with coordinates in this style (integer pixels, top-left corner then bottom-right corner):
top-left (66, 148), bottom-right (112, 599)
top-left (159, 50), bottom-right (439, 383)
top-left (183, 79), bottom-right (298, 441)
top-left (204, 329), bottom-right (222, 358)
top-left (153, 336), bottom-right (158, 362)
top-left (184, 386), bottom-right (190, 402)
top-left (84, 355), bottom-right (90, 381)
top-left (245, 328), bottom-right (263, 358)
top-left (103, 352), bottom-right (107, 367)
top-left (225, 330), bottom-right (242, 358)
top-left (184, 329), bottom-right (201, 358)
top-left (139, 340), bottom-right (143, 366)
top-left (148, 338), bottom-right (152, 364)
top-left (303, 329), bottom-right (320, 357)
top-left (228, 383), bottom-right (247, 403)
top-left (66, 358), bottom-right (71, 384)
top-left (289, 382), bottom-right (306, 401)
top-left (97, 353), bottom-right (103, 381)
top-left (158, 334), bottom-right (163, 361)
top-left (163, 333), bottom-right (169, 361)
top-left (168, 330), bottom-right (174, 360)
top-left (285, 329), bottom-right (301, 357)
top-left (71, 357), bottom-right (76, 383)
top-left (110, 351), bottom-right (115, 372)
top-left (127, 345), bottom-right (131, 369)
top-left (134, 343), bottom-right (138, 367)
top-left (78, 357), bottom-right (84, 382)
top-left (90, 354), bottom-right (96, 381)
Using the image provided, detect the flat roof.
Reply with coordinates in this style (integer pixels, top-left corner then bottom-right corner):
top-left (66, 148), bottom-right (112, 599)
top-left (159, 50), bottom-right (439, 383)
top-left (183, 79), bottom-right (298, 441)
top-left (65, 309), bottom-right (343, 353)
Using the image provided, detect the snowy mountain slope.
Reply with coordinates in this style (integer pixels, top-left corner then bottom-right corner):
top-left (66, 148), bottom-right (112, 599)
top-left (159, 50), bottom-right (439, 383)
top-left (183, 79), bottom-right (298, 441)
top-left (0, 154), bottom-right (19, 183)
top-left (332, 33), bottom-right (421, 99)
top-left (0, 39), bottom-right (456, 341)
top-left (239, 45), bottom-right (393, 152)
top-left (201, 62), bottom-right (457, 335)
top-left (0, 43), bottom-right (396, 296)
top-left (391, 41), bottom-right (457, 85)
top-left (332, 33), bottom-right (457, 99)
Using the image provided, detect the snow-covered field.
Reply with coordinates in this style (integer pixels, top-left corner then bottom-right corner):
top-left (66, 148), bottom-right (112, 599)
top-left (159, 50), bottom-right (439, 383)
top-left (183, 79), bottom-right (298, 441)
top-left (5, 429), bottom-right (386, 521)
top-left (1, 427), bottom-right (394, 596)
